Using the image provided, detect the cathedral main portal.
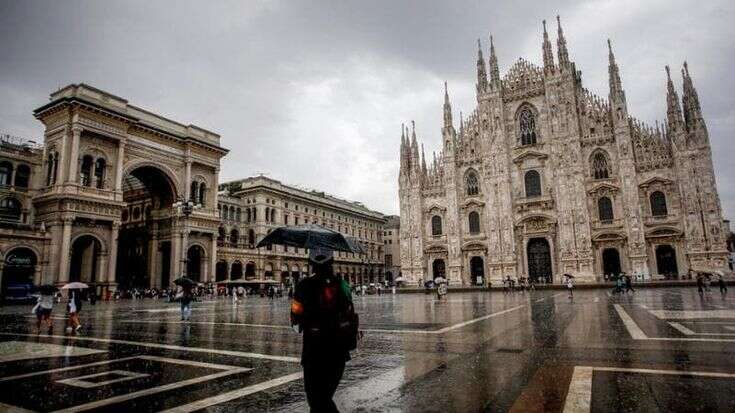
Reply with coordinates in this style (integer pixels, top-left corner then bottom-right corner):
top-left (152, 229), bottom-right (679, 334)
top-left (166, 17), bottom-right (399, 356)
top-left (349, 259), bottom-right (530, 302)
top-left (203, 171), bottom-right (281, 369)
top-left (527, 238), bottom-right (552, 282)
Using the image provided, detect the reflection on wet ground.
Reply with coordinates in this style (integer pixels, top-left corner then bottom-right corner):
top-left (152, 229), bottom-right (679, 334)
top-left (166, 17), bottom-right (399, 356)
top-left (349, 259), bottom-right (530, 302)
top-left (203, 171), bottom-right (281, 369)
top-left (0, 287), bottom-right (734, 412)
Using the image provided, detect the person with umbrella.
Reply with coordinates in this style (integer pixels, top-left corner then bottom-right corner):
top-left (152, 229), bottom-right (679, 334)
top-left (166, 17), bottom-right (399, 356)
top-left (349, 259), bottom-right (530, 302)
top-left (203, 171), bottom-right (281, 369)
top-left (564, 274), bottom-right (575, 298)
top-left (258, 224), bottom-right (360, 412)
top-left (62, 282), bottom-right (87, 333)
top-left (33, 285), bottom-right (56, 334)
top-left (174, 277), bottom-right (196, 321)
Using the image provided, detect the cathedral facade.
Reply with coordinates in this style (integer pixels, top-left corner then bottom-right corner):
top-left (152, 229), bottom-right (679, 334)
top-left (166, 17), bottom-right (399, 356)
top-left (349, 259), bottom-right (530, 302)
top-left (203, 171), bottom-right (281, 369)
top-left (399, 17), bottom-right (729, 286)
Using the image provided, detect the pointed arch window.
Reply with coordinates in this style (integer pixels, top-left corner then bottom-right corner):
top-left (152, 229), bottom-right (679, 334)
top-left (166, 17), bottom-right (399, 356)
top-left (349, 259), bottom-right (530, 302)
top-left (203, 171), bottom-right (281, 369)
top-left (598, 197), bottom-right (614, 222)
top-left (466, 171), bottom-right (480, 196)
top-left (248, 229), bottom-right (255, 247)
top-left (190, 181), bottom-right (199, 203)
top-left (431, 215), bottom-right (443, 236)
top-left (592, 152), bottom-right (610, 179)
top-left (198, 183), bottom-right (206, 206)
top-left (524, 170), bottom-right (541, 197)
top-left (468, 211), bottom-right (481, 234)
top-left (229, 229), bottom-right (239, 245)
top-left (519, 107), bottom-right (537, 145)
top-left (650, 191), bottom-right (668, 217)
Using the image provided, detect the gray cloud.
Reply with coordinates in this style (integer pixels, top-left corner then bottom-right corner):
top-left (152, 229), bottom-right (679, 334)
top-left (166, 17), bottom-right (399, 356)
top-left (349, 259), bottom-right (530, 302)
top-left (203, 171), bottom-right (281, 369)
top-left (1, 0), bottom-right (733, 218)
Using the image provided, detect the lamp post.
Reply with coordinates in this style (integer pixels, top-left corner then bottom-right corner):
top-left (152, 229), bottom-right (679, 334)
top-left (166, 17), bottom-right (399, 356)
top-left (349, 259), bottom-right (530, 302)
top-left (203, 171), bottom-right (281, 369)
top-left (172, 198), bottom-right (201, 278)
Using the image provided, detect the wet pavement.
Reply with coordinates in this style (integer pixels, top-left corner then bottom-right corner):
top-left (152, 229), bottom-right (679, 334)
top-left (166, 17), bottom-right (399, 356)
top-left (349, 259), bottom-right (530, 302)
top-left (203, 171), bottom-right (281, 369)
top-left (1, 287), bottom-right (734, 412)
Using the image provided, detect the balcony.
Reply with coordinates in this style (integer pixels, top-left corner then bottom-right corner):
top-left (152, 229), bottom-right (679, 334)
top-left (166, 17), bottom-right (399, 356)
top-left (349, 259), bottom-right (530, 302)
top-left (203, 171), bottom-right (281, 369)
top-left (514, 195), bottom-right (554, 214)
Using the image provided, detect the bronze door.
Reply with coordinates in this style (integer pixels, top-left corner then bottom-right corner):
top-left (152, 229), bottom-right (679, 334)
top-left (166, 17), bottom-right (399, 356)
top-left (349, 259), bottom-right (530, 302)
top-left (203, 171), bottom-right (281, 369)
top-left (527, 238), bottom-right (551, 282)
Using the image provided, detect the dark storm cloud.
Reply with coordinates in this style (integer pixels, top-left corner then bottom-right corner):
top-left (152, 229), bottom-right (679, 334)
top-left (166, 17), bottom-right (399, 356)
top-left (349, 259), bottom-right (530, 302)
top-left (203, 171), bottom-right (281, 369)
top-left (1, 0), bottom-right (733, 218)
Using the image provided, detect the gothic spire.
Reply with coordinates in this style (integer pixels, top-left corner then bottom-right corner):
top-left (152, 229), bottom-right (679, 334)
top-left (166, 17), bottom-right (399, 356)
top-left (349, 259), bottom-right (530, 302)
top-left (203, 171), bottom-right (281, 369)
top-left (443, 81), bottom-right (453, 128)
top-left (556, 15), bottom-right (570, 68)
top-left (476, 38), bottom-right (488, 93)
top-left (488, 35), bottom-right (501, 88)
top-left (607, 39), bottom-right (625, 103)
top-left (542, 20), bottom-right (555, 74)
top-left (421, 143), bottom-right (427, 175)
top-left (681, 61), bottom-right (704, 131)
top-left (665, 65), bottom-right (684, 133)
top-left (410, 120), bottom-right (419, 161)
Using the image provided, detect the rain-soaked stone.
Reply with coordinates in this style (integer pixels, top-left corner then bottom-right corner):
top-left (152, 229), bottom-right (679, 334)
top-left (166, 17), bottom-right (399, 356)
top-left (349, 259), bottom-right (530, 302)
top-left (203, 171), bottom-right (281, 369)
top-left (0, 287), bottom-right (734, 412)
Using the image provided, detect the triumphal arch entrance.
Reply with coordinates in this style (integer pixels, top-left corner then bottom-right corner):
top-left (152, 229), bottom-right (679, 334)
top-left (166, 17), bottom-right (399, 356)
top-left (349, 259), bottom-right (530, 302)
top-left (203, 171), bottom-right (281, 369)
top-left (32, 84), bottom-right (227, 294)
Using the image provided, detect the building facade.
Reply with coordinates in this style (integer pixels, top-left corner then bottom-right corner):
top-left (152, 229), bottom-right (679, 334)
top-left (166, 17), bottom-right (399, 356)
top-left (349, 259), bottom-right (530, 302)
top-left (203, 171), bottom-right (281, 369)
top-left (215, 176), bottom-right (387, 287)
top-left (382, 215), bottom-right (401, 283)
top-left (399, 17), bottom-right (729, 286)
top-left (0, 84), bottom-right (227, 297)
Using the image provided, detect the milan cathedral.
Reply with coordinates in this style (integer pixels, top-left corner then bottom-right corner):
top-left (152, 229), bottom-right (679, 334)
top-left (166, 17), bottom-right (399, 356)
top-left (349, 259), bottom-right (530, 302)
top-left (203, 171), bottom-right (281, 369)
top-left (398, 17), bottom-right (729, 285)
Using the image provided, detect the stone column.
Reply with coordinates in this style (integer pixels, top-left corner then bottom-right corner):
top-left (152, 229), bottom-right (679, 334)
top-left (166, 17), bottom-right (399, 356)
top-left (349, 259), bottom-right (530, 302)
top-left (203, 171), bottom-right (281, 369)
top-left (115, 141), bottom-right (126, 192)
top-left (171, 226), bottom-right (181, 278)
top-left (97, 253), bottom-right (108, 285)
top-left (58, 217), bottom-right (73, 284)
top-left (184, 153), bottom-right (192, 200)
top-left (181, 229), bottom-right (189, 277)
top-left (107, 221), bottom-right (120, 285)
top-left (148, 234), bottom-right (159, 288)
top-left (212, 167), bottom-right (219, 211)
top-left (67, 128), bottom-right (81, 183)
top-left (209, 236), bottom-right (217, 283)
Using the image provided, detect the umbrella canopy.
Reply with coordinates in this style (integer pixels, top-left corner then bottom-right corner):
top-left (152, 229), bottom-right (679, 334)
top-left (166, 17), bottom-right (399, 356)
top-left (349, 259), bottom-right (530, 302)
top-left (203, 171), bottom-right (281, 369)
top-left (256, 224), bottom-right (365, 253)
top-left (173, 277), bottom-right (197, 287)
top-left (36, 284), bottom-right (58, 294)
top-left (434, 277), bottom-right (447, 284)
top-left (394, 276), bottom-right (405, 282)
top-left (61, 282), bottom-right (89, 290)
top-left (563, 273), bottom-right (575, 279)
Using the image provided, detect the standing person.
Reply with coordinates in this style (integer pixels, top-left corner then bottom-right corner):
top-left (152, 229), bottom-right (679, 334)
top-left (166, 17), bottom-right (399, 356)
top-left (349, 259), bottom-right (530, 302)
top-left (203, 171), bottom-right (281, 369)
top-left (35, 289), bottom-right (55, 334)
top-left (704, 274), bottom-right (712, 293)
top-left (565, 275), bottom-right (574, 298)
top-left (231, 286), bottom-right (238, 305)
top-left (65, 290), bottom-right (83, 333)
top-left (291, 247), bottom-right (356, 413)
top-left (180, 285), bottom-right (193, 321)
top-left (718, 272), bottom-right (728, 295)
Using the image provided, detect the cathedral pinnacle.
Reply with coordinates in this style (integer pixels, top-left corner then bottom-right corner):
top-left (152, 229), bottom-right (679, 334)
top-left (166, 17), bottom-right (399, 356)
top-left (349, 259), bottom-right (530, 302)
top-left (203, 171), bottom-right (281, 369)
top-left (556, 15), bottom-right (570, 68)
top-left (443, 82), bottom-right (453, 128)
top-left (476, 38), bottom-right (488, 93)
top-left (681, 61), bottom-right (703, 132)
top-left (542, 20), bottom-right (555, 74)
top-left (607, 39), bottom-right (625, 104)
top-left (665, 65), bottom-right (684, 133)
top-left (488, 34), bottom-right (501, 87)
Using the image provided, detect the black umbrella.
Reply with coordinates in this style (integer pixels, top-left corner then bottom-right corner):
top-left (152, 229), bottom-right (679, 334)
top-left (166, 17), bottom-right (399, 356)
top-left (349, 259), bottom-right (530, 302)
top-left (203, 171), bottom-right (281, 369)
top-left (36, 284), bottom-right (58, 295)
top-left (256, 224), bottom-right (366, 254)
top-left (173, 277), bottom-right (197, 287)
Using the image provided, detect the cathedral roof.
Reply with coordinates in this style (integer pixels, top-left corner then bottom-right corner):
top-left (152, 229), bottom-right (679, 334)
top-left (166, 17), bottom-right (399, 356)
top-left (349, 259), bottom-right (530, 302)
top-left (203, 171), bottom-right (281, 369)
top-left (501, 58), bottom-right (545, 99)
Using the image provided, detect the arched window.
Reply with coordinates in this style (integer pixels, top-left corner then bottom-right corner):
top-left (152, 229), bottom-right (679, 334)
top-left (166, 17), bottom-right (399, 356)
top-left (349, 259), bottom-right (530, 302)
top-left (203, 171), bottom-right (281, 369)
top-left (252, 207), bottom-right (257, 221)
top-left (592, 152), bottom-right (610, 179)
top-left (0, 197), bottom-right (21, 222)
top-left (466, 171), bottom-right (480, 196)
top-left (198, 183), bottom-right (206, 206)
top-left (598, 197), bottom-right (614, 222)
top-left (524, 170), bottom-right (541, 197)
top-left (190, 181), bottom-right (199, 203)
top-left (519, 107), bottom-right (537, 145)
top-left (80, 155), bottom-right (93, 186)
top-left (222, 206), bottom-right (229, 220)
top-left (270, 208), bottom-right (276, 223)
top-left (217, 226), bottom-right (226, 242)
top-left (650, 191), bottom-right (668, 217)
top-left (229, 206), bottom-right (235, 221)
top-left (248, 229), bottom-right (255, 246)
top-left (0, 161), bottom-right (13, 186)
top-left (246, 208), bottom-right (251, 222)
top-left (265, 207), bottom-right (271, 222)
top-left (94, 158), bottom-right (106, 188)
top-left (468, 211), bottom-right (481, 234)
top-left (236, 208), bottom-right (241, 222)
top-left (431, 215), bottom-right (443, 236)
top-left (229, 229), bottom-right (239, 245)
top-left (14, 164), bottom-right (30, 188)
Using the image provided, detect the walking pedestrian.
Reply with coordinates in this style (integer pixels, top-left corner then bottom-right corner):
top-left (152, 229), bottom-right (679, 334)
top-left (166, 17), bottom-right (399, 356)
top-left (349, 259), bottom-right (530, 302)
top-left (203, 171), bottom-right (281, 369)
top-left (718, 272), bottom-right (728, 294)
top-left (34, 290), bottom-right (55, 334)
top-left (697, 274), bottom-right (705, 296)
top-left (232, 286), bottom-right (238, 305)
top-left (291, 247), bottom-right (357, 413)
top-left (65, 290), bottom-right (83, 333)
top-left (624, 273), bottom-right (635, 293)
top-left (180, 285), bottom-right (193, 321)
top-left (565, 274), bottom-right (574, 298)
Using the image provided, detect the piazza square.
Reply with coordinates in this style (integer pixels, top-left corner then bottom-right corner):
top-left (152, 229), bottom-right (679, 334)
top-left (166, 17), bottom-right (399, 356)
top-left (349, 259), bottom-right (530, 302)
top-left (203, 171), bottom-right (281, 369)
top-left (0, 1), bottom-right (734, 412)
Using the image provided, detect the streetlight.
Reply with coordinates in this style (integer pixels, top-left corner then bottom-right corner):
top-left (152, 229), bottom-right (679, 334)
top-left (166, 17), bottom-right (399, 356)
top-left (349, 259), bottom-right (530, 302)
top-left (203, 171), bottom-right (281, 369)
top-left (172, 198), bottom-right (201, 277)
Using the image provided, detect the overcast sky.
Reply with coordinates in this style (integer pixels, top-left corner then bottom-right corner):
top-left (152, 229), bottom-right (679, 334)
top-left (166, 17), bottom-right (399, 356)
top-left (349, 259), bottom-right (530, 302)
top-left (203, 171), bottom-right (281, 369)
top-left (1, 0), bottom-right (733, 218)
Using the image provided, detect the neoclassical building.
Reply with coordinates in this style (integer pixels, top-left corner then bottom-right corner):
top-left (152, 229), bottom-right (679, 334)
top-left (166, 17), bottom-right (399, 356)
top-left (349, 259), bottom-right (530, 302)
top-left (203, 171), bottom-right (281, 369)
top-left (0, 84), bottom-right (227, 297)
top-left (399, 17), bottom-right (729, 285)
top-left (215, 176), bottom-right (387, 287)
